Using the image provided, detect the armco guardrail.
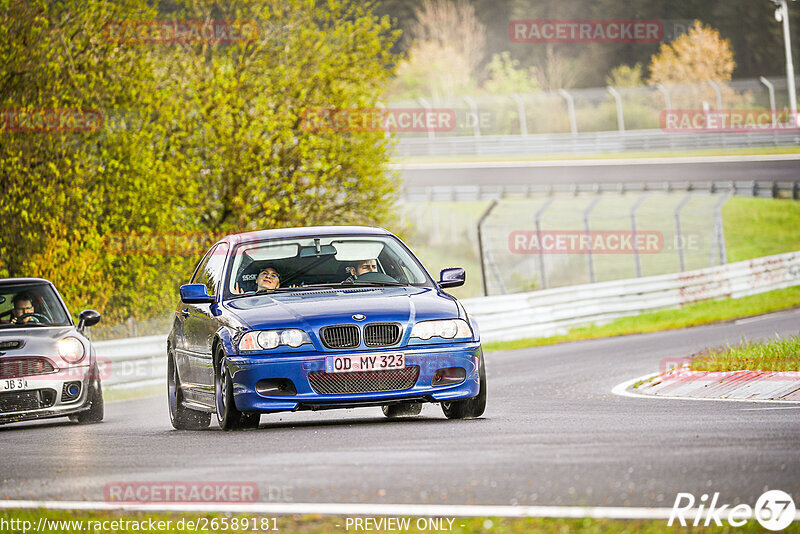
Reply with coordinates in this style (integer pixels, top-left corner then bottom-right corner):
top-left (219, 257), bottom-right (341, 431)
top-left (401, 180), bottom-right (800, 201)
top-left (462, 250), bottom-right (800, 342)
top-left (92, 250), bottom-right (800, 387)
top-left (94, 335), bottom-right (165, 390)
top-left (396, 130), bottom-right (800, 158)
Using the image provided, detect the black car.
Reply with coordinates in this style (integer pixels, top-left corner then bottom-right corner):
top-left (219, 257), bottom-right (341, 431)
top-left (0, 278), bottom-right (103, 425)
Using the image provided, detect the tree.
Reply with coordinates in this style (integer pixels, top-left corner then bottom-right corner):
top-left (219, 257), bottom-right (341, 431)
top-left (387, 0), bottom-right (485, 99)
top-left (0, 0), bottom-right (402, 325)
top-left (606, 63), bottom-right (644, 87)
top-left (648, 21), bottom-right (735, 85)
top-left (648, 21), bottom-right (737, 109)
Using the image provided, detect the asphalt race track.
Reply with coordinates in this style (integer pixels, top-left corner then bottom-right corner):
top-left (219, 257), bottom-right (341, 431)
top-left (2, 308), bottom-right (799, 508)
top-left (397, 155), bottom-right (800, 187)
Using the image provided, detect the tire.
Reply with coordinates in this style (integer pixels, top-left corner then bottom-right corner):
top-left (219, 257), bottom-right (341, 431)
top-left (69, 365), bottom-right (104, 424)
top-left (382, 402), bottom-right (422, 418)
top-left (441, 354), bottom-right (487, 420)
top-left (168, 351), bottom-right (210, 430)
top-left (215, 352), bottom-right (259, 431)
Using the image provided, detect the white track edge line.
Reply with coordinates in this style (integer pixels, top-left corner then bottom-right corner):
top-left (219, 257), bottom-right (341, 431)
top-left (611, 372), bottom-right (800, 404)
top-left (391, 154), bottom-right (800, 170)
top-left (2, 500), bottom-right (799, 521)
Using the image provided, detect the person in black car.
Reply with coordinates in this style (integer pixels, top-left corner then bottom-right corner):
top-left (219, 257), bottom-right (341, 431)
top-left (11, 291), bottom-right (36, 324)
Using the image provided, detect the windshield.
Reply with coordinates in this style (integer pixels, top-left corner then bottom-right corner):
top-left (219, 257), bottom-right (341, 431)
top-left (225, 235), bottom-right (432, 297)
top-left (0, 283), bottom-right (71, 327)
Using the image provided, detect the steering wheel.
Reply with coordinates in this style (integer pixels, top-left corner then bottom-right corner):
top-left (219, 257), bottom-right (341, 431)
top-left (351, 271), bottom-right (398, 283)
top-left (14, 312), bottom-right (50, 324)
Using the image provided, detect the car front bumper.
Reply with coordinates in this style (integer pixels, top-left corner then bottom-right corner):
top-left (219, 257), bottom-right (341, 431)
top-left (0, 363), bottom-right (93, 424)
top-left (226, 343), bottom-right (483, 413)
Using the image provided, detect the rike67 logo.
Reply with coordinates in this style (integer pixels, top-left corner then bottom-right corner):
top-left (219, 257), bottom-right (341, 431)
top-left (669, 490), bottom-right (796, 530)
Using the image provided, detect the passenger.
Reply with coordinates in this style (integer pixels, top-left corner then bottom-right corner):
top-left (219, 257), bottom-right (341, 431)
top-left (235, 266), bottom-right (281, 294)
top-left (255, 266), bottom-right (281, 291)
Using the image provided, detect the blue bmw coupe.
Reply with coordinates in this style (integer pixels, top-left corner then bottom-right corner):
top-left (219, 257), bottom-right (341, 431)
top-left (167, 226), bottom-right (486, 430)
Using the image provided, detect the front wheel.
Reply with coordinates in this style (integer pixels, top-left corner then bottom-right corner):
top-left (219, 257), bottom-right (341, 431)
top-left (70, 365), bottom-right (104, 424)
top-left (441, 354), bottom-right (487, 420)
top-left (168, 351), bottom-right (210, 430)
top-left (215, 353), bottom-right (259, 431)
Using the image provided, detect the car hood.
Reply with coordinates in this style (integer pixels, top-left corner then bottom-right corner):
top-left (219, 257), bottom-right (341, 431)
top-left (0, 326), bottom-right (86, 361)
top-left (223, 286), bottom-right (460, 332)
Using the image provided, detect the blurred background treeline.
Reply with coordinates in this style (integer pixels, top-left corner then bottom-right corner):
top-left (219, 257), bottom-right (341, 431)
top-left (0, 0), bottom-right (792, 335)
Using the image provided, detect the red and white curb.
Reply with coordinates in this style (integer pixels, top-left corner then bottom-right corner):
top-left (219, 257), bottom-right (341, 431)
top-left (613, 369), bottom-right (800, 404)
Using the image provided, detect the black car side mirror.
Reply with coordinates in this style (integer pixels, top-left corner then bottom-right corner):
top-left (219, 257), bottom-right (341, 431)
top-left (439, 267), bottom-right (465, 288)
top-left (78, 309), bottom-right (101, 329)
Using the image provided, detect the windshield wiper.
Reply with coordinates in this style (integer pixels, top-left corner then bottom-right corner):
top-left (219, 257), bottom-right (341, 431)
top-left (340, 280), bottom-right (406, 287)
top-left (228, 284), bottom-right (340, 299)
top-left (269, 284), bottom-right (342, 292)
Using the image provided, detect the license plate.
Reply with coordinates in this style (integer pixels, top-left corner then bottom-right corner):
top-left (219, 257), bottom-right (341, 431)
top-left (325, 353), bottom-right (405, 373)
top-left (0, 378), bottom-right (29, 392)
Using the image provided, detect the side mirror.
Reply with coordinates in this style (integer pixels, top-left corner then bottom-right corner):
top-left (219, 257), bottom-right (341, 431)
top-left (180, 284), bottom-right (215, 304)
top-left (439, 267), bottom-right (465, 288)
top-left (78, 309), bottom-right (101, 330)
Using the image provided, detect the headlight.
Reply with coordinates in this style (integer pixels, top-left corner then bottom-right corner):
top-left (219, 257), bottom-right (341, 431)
top-left (410, 319), bottom-right (472, 341)
top-left (58, 337), bottom-right (86, 364)
top-left (239, 329), bottom-right (310, 351)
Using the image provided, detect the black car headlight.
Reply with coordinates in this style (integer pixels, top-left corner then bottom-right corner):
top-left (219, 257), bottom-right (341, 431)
top-left (58, 337), bottom-right (86, 364)
top-left (239, 329), bottom-right (311, 351)
top-left (410, 319), bottom-right (472, 341)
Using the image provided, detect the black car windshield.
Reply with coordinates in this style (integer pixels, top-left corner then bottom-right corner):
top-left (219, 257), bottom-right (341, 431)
top-left (0, 283), bottom-right (71, 327)
top-left (226, 235), bottom-right (432, 296)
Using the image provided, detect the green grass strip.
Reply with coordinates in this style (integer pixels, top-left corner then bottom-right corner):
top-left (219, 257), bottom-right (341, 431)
top-left (690, 335), bottom-right (800, 373)
top-left (483, 285), bottom-right (800, 354)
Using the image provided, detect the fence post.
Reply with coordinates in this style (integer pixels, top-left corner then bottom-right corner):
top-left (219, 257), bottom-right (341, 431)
top-left (607, 86), bottom-right (625, 133)
top-left (630, 193), bottom-right (649, 277)
top-left (477, 200), bottom-right (498, 296)
top-left (708, 80), bottom-right (723, 110)
top-left (463, 95), bottom-right (481, 137)
top-left (558, 89), bottom-right (578, 135)
top-left (510, 93), bottom-right (528, 136)
top-left (710, 192), bottom-right (731, 266)
top-left (535, 196), bottom-right (555, 289)
top-left (417, 97), bottom-right (435, 140)
top-left (655, 83), bottom-right (671, 111)
top-left (583, 195), bottom-right (602, 283)
top-left (759, 77), bottom-right (778, 128)
top-left (674, 194), bottom-right (691, 272)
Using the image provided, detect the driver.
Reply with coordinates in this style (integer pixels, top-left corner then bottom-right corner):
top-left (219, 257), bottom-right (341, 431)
top-left (345, 259), bottom-right (378, 281)
top-left (11, 292), bottom-right (36, 324)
